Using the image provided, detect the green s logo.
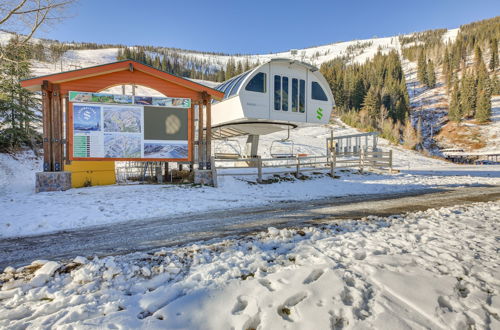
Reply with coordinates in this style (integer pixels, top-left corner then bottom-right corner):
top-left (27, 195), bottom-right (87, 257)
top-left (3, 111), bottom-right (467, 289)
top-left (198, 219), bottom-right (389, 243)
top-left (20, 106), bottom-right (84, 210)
top-left (316, 107), bottom-right (324, 120)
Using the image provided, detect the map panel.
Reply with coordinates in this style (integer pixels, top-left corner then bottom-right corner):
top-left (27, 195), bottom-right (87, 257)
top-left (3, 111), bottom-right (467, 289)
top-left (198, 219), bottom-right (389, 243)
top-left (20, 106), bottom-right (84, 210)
top-left (103, 106), bottom-right (142, 133)
top-left (104, 134), bottom-right (142, 158)
top-left (143, 141), bottom-right (188, 159)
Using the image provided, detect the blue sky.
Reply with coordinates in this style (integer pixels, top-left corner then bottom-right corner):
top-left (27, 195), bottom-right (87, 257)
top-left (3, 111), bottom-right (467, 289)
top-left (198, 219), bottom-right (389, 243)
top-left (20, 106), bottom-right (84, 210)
top-left (41, 0), bottom-right (499, 54)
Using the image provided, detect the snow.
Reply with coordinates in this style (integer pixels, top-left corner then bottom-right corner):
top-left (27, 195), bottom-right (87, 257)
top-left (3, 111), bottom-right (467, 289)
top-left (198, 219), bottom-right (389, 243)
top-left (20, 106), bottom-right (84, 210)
top-left (2, 124), bottom-right (500, 239)
top-left (1, 201), bottom-right (498, 329)
top-left (442, 28), bottom-right (460, 44)
top-left (475, 96), bottom-right (500, 153)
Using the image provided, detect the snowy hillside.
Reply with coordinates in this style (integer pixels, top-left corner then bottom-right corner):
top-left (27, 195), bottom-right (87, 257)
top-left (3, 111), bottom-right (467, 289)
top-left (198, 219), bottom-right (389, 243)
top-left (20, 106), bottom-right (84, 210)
top-left (0, 29), bottom-right (459, 76)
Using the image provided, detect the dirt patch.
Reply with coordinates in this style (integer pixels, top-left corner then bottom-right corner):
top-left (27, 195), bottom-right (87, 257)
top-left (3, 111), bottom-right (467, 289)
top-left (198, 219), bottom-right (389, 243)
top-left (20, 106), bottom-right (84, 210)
top-left (436, 122), bottom-right (486, 150)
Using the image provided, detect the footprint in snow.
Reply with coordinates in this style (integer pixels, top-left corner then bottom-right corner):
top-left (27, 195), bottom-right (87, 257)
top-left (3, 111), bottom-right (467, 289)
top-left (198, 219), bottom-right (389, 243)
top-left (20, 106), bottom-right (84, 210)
top-left (303, 269), bottom-right (324, 285)
top-left (277, 292), bottom-right (308, 322)
top-left (242, 311), bottom-right (261, 330)
top-left (231, 295), bottom-right (248, 315)
top-left (258, 279), bottom-right (275, 292)
top-left (340, 287), bottom-right (354, 306)
top-left (329, 309), bottom-right (348, 330)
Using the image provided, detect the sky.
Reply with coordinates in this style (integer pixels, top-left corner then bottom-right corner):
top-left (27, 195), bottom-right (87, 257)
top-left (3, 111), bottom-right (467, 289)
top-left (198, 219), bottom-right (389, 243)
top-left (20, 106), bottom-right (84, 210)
top-left (37, 0), bottom-right (499, 54)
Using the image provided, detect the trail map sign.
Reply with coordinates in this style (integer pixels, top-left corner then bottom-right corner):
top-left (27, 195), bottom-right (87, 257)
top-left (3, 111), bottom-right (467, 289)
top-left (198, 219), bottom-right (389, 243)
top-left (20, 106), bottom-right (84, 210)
top-left (69, 91), bottom-right (191, 161)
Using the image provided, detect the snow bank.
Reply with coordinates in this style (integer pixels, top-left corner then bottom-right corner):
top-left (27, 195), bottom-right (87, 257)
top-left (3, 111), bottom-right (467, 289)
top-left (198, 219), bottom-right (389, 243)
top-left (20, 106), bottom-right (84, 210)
top-left (1, 201), bottom-right (498, 329)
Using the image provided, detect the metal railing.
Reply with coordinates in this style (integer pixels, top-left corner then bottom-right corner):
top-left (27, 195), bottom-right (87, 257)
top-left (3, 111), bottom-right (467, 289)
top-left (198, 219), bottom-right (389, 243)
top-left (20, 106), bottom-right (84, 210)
top-left (214, 150), bottom-right (393, 182)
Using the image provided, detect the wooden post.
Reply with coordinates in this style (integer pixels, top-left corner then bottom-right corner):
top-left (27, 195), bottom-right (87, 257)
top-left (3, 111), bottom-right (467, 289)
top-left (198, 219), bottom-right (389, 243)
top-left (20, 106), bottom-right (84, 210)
top-left (205, 95), bottom-right (212, 170)
top-left (257, 156), bottom-right (262, 183)
top-left (332, 152), bottom-right (337, 177)
top-left (296, 156), bottom-right (300, 177)
top-left (64, 94), bottom-right (71, 165)
top-left (190, 102), bottom-right (195, 169)
top-left (389, 150), bottom-right (393, 172)
top-left (360, 149), bottom-right (365, 173)
top-left (51, 84), bottom-right (63, 171)
top-left (164, 162), bottom-right (169, 180)
top-left (330, 150), bottom-right (336, 177)
top-left (198, 100), bottom-right (204, 169)
top-left (41, 81), bottom-right (53, 172)
top-left (156, 166), bottom-right (163, 183)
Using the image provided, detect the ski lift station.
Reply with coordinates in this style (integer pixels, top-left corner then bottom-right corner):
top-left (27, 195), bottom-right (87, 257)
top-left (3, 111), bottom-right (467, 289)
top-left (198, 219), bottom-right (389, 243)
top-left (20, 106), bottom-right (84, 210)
top-left (211, 58), bottom-right (335, 157)
top-left (20, 58), bottom-right (335, 191)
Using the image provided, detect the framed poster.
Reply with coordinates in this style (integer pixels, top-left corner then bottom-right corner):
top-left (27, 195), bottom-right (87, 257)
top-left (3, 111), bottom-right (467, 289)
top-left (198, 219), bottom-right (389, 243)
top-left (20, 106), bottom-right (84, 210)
top-left (69, 91), bottom-right (191, 161)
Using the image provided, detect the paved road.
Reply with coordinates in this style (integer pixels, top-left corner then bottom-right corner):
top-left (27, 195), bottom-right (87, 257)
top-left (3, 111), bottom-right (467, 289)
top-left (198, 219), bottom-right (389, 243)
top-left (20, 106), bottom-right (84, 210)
top-left (1, 185), bottom-right (500, 270)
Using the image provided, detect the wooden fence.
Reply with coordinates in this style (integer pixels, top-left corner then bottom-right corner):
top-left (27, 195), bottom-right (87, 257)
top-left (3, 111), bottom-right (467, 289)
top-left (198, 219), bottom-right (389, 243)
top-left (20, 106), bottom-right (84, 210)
top-left (214, 150), bottom-right (392, 182)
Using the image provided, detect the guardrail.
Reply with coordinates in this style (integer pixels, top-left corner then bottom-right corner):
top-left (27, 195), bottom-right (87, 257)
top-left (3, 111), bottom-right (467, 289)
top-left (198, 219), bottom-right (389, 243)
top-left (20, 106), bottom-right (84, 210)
top-left (214, 150), bottom-right (392, 182)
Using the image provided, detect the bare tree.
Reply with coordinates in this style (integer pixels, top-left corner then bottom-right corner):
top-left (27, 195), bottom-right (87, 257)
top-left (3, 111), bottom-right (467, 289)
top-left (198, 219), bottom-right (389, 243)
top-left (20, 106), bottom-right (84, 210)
top-left (0, 0), bottom-right (76, 45)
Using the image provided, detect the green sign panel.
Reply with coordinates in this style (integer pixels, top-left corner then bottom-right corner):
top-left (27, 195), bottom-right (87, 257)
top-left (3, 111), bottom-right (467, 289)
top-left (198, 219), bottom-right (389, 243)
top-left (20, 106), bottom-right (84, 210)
top-left (69, 91), bottom-right (191, 108)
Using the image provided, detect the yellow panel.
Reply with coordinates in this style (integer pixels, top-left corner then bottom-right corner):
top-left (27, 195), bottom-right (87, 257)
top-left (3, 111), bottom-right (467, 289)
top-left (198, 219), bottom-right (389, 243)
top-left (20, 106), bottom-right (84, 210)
top-left (64, 161), bottom-right (116, 188)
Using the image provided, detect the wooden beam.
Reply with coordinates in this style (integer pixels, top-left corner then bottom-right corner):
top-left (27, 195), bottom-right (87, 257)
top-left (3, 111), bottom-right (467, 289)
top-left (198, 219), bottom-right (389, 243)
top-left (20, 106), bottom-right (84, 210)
top-left (190, 102), bottom-right (195, 167)
top-left (51, 84), bottom-right (63, 171)
top-left (64, 94), bottom-right (71, 165)
top-left (205, 95), bottom-right (212, 169)
top-left (41, 81), bottom-right (53, 172)
top-left (198, 100), bottom-right (204, 169)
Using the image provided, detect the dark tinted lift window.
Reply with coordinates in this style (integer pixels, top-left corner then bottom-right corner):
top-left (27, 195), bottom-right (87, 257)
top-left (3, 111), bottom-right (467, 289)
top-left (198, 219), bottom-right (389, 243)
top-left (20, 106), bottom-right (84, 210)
top-left (245, 72), bottom-right (267, 93)
top-left (274, 75), bottom-right (281, 110)
top-left (282, 76), bottom-right (288, 111)
top-left (311, 81), bottom-right (328, 101)
top-left (299, 79), bottom-right (305, 112)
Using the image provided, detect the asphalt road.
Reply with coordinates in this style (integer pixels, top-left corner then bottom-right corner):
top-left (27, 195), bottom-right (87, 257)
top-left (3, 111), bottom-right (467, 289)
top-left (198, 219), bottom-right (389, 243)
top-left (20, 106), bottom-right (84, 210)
top-left (1, 185), bottom-right (500, 270)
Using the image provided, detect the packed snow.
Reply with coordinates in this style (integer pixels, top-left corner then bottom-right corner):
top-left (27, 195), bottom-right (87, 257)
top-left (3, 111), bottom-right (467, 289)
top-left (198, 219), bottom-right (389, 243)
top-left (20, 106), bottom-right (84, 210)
top-left (1, 201), bottom-right (499, 329)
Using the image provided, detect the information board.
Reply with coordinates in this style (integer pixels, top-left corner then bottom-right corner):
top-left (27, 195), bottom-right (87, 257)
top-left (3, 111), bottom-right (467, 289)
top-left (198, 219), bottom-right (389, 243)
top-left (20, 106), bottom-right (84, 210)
top-left (70, 91), bottom-right (191, 161)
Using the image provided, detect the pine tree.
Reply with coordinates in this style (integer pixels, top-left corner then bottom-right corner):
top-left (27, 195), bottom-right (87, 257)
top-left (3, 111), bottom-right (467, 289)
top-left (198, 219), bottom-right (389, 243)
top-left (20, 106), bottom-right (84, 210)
top-left (448, 81), bottom-right (462, 122)
top-left (236, 61), bottom-right (243, 75)
top-left (362, 86), bottom-right (381, 128)
top-left (489, 38), bottom-right (498, 71)
top-left (426, 59), bottom-right (436, 88)
top-left (416, 115), bottom-right (423, 149)
top-left (476, 60), bottom-right (492, 98)
top-left (473, 45), bottom-right (483, 71)
top-left (460, 71), bottom-right (477, 118)
top-left (216, 68), bottom-right (225, 82)
top-left (475, 90), bottom-right (491, 123)
top-left (0, 37), bottom-right (41, 151)
top-left (443, 47), bottom-right (453, 89)
top-left (403, 117), bottom-right (418, 149)
top-left (161, 56), bottom-right (167, 72)
top-left (417, 49), bottom-right (428, 86)
top-left (491, 74), bottom-right (500, 95)
top-left (474, 57), bottom-right (492, 124)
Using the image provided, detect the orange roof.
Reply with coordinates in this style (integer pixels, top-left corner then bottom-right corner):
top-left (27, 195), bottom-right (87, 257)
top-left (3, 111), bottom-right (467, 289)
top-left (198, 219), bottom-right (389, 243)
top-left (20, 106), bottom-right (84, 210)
top-left (21, 60), bottom-right (224, 100)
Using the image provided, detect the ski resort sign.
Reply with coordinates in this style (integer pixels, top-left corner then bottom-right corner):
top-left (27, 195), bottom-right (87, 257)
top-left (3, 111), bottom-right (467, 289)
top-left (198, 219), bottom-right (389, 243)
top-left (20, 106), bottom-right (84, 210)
top-left (69, 91), bottom-right (192, 161)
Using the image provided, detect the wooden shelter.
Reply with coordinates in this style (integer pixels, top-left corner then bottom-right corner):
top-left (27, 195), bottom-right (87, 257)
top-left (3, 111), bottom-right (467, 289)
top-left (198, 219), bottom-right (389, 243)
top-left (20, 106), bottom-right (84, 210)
top-left (21, 60), bottom-right (224, 190)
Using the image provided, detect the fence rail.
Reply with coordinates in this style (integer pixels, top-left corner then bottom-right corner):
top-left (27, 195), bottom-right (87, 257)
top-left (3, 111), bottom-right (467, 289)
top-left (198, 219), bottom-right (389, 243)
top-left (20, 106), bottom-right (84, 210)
top-left (214, 150), bottom-right (392, 182)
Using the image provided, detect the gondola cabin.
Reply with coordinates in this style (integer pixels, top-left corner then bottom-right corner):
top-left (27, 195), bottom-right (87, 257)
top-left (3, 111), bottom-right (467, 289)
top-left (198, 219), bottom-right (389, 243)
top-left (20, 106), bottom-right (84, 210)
top-left (212, 58), bottom-right (334, 138)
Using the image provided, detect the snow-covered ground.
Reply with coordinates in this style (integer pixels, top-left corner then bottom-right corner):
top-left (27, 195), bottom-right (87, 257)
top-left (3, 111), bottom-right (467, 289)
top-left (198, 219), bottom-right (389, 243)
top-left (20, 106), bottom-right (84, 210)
top-left (1, 201), bottom-right (498, 329)
top-left (475, 96), bottom-right (500, 153)
top-left (2, 123), bottom-right (500, 239)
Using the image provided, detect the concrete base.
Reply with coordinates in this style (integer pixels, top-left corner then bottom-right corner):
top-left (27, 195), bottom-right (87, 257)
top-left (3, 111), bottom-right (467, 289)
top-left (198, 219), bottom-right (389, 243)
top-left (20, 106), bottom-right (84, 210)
top-left (194, 169), bottom-right (217, 187)
top-left (35, 172), bottom-right (72, 193)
